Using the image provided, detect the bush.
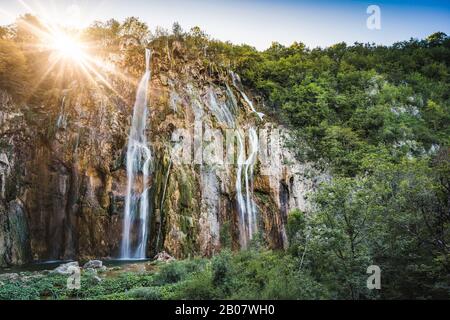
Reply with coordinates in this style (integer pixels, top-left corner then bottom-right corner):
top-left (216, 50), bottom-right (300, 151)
top-left (211, 250), bottom-right (233, 296)
top-left (286, 209), bottom-right (307, 257)
top-left (154, 262), bottom-right (188, 285)
top-left (165, 250), bottom-right (328, 300)
top-left (126, 287), bottom-right (162, 300)
top-left (173, 269), bottom-right (217, 300)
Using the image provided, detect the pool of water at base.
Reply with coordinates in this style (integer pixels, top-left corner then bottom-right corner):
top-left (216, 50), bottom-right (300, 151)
top-left (0, 258), bottom-right (152, 274)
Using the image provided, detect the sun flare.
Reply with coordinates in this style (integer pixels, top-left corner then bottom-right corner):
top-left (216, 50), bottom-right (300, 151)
top-left (49, 32), bottom-right (86, 63)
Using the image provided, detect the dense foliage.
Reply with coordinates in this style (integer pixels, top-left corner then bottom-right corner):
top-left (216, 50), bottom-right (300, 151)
top-left (0, 15), bottom-right (449, 299)
top-left (230, 34), bottom-right (450, 299)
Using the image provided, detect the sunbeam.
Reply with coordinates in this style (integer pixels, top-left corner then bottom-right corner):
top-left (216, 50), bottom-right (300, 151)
top-left (4, 0), bottom-right (133, 101)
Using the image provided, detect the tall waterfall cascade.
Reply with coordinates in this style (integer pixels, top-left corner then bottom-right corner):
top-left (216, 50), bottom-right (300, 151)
top-left (121, 48), bottom-right (153, 259)
top-left (243, 128), bottom-right (259, 242)
top-left (229, 72), bottom-right (265, 248)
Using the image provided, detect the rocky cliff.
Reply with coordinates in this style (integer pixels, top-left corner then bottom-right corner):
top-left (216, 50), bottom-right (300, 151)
top-left (0, 42), bottom-right (323, 266)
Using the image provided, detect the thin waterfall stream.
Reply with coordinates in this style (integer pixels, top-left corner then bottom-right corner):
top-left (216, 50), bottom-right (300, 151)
top-left (244, 128), bottom-right (258, 239)
top-left (235, 132), bottom-right (248, 248)
top-left (230, 71), bottom-right (265, 248)
top-left (120, 48), bottom-right (152, 260)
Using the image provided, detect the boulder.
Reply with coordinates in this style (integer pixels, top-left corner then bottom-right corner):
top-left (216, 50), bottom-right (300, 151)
top-left (52, 261), bottom-right (79, 275)
top-left (0, 272), bottom-right (19, 282)
top-left (83, 260), bottom-right (103, 269)
top-left (153, 251), bottom-right (175, 262)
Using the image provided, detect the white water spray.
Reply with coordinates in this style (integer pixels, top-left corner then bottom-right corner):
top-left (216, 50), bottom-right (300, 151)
top-left (236, 127), bottom-right (260, 248)
top-left (121, 49), bottom-right (152, 260)
top-left (230, 71), bottom-right (265, 248)
top-left (230, 71), bottom-right (265, 120)
top-left (244, 128), bottom-right (258, 239)
top-left (235, 132), bottom-right (248, 248)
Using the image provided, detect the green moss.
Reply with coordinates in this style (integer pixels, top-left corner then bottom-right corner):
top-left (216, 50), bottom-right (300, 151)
top-left (175, 168), bottom-right (200, 256)
top-left (254, 190), bottom-right (270, 203)
top-left (178, 170), bottom-right (193, 208)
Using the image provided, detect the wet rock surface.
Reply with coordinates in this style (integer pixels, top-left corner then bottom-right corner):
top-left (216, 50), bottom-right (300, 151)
top-left (83, 260), bottom-right (103, 269)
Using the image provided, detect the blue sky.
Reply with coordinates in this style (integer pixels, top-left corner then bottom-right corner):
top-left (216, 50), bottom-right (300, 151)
top-left (0, 0), bottom-right (449, 50)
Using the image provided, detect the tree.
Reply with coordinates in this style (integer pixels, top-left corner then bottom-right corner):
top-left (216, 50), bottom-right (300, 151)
top-left (0, 39), bottom-right (27, 100)
top-left (172, 22), bottom-right (183, 39)
top-left (0, 26), bottom-right (10, 39)
top-left (14, 14), bottom-right (43, 44)
top-left (120, 17), bottom-right (151, 46)
top-left (426, 32), bottom-right (448, 47)
top-left (308, 177), bottom-right (374, 299)
top-left (84, 19), bottom-right (121, 51)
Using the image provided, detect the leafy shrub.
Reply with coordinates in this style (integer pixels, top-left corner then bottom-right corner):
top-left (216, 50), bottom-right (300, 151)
top-left (126, 287), bottom-right (162, 300)
top-left (211, 250), bottom-right (232, 295)
top-left (165, 250), bottom-right (328, 300)
top-left (154, 262), bottom-right (187, 285)
top-left (172, 269), bottom-right (217, 300)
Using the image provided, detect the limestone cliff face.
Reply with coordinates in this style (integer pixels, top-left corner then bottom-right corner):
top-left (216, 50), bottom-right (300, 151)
top-left (0, 44), bottom-right (323, 266)
top-left (0, 92), bottom-right (32, 266)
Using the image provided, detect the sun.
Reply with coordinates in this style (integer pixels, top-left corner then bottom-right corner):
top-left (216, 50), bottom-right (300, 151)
top-left (7, 3), bottom-right (131, 100)
top-left (49, 31), bottom-right (86, 63)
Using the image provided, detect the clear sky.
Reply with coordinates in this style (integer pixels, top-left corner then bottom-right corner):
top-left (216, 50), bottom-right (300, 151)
top-left (0, 0), bottom-right (449, 50)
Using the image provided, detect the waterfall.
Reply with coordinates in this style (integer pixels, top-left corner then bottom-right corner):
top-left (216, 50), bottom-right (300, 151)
top-left (202, 82), bottom-right (263, 249)
top-left (244, 128), bottom-right (258, 239)
top-left (235, 132), bottom-right (247, 248)
top-left (230, 71), bottom-right (265, 120)
top-left (121, 48), bottom-right (152, 260)
top-left (230, 71), bottom-right (265, 248)
top-left (207, 88), bottom-right (235, 127)
top-left (56, 96), bottom-right (67, 129)
top-left (242, 93), bottom-right (265, 120)
top-left (236, 128), bottom-right (260, 248)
